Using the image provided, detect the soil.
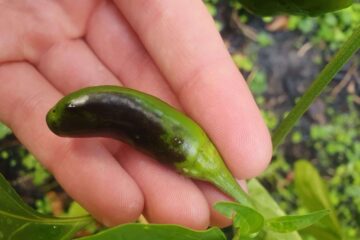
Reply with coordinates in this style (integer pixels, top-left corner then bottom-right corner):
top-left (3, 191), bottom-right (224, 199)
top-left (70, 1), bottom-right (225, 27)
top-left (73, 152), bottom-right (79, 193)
top-left (223, 5), bottom-right (358, 144)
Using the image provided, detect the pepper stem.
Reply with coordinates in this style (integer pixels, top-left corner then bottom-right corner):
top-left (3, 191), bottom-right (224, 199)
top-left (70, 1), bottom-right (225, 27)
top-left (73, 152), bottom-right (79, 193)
top-left (211, 170), bottom-right (254, 208)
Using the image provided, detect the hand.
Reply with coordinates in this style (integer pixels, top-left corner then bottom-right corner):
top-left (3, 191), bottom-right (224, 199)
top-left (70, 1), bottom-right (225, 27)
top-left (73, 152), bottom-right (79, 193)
top-left (0, 0), bottom-right (272, 229)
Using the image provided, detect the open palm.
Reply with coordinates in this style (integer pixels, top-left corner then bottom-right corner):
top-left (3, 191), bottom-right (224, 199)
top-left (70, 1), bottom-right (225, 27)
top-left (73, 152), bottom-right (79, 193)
top-left (0, 0), bottom-right (271, 228)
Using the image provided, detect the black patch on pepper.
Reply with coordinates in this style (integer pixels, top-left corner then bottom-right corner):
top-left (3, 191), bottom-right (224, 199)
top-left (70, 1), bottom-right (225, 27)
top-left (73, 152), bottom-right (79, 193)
top-left (60, 93), bottom-right (186, 163)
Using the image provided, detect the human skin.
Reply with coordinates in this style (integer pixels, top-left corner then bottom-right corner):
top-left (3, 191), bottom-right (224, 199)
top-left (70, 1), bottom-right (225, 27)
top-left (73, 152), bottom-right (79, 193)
top-left (0, 0), bottom-right (272, 229)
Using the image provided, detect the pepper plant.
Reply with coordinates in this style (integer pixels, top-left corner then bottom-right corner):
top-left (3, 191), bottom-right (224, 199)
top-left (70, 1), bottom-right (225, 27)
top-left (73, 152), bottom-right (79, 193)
top-left (0, 1), bottom-right (359, 240)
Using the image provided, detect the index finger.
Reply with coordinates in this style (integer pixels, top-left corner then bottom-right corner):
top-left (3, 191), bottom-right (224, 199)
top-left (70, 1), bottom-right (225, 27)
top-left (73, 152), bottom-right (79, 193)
top-left (114, 0), bottom-right (272, 179)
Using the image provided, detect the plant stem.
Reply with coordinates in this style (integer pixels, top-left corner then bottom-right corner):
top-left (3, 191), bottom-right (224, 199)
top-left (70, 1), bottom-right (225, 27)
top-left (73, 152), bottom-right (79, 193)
top-left (272, 25), bottom-right (360, 150)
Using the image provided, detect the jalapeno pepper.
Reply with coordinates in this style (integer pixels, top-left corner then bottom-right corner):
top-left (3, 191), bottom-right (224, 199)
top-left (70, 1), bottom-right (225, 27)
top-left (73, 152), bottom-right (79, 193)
top-left (46, 86), bottom-right (253, 207)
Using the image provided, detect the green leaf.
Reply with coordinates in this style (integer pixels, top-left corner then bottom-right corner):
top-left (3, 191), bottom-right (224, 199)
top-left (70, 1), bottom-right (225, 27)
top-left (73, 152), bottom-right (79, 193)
top-left (237, 0), bottom-right (353, 16)
top-left (232, 54), bottom-right (253, 72)
top-left (214, 202), bottom-right (264, 236)
top-left (249, 71), bottom-right (267, 96)
top-left (300, 225), bottom-right (341, 240)
top-left (0, 122), bottom-right (11, 139)
top-left (294, 160), bottom-right (342, 237)
top-left (65, 202), bottom-right (100, 235)
top-left (265, 209), bottom-right (330, 233)
top-left (294, 161), bottom-right (333, 210)
top-left (65, 202), bottom-right (89, 218)
top-left (22, 154), bottom-right (50, 186)
top-left (76, 224), bottom-right (226, 240)
top-left (248, 179), bottom-right (303, 240)
top-left (256, 32), bottom-right (273, 47)
top-left (0, 173), bottom-right (92, 240)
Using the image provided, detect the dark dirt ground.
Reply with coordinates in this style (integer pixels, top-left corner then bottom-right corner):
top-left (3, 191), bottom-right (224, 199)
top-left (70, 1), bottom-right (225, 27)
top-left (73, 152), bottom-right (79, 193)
top-left (223, 6), bottom-right (359, 140)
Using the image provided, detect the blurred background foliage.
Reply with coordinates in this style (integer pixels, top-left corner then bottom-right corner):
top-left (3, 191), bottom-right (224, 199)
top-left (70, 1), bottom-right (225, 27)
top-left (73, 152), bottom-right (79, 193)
top-left (204, 0), bottom-right (360, 239)
top-left (1, 1), bottom-right (359, 239)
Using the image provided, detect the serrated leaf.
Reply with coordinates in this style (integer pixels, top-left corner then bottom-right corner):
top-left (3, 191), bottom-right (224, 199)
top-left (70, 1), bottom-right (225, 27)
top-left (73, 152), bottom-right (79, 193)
top-left (265, 209), bottom-right (330, 233)
top-left (248, 179), bottom-right (303, 240)
top-left (0, 173), bottom-right (92, 240)
top-left (76, 224), bottom-right (226, 240)
top-left (214, 202), bottom-right (264, 236)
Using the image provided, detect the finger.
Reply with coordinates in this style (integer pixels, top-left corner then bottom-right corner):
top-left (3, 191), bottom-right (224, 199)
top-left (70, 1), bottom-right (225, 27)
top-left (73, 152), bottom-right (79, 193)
top-left (118, 150), bottom-right (210, 229)
top-left (0, 0), bottom-right (97, 63)
top-left (0, 62), bottom-right (144, 226)
top-left (37, 39), bottom-right (210, 229)
top-left (57, 0), bottom-right (101, 34)
top-left (114, 0), bottom-right (272, 179)
top-left (0, 4), bottom-right (23, 62)
top-left (38, 39), bottom-right (120, 92)
top-left (86, 0), bottom-right (178, 106)
top-left (196, 182), bottom-right (232, 227)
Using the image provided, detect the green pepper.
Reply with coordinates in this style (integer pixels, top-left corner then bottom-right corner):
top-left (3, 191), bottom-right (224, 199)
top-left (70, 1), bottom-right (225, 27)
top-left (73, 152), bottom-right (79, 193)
top-left (237, 0), bottom-right (353, 16)
top-left (46, 86), bottom-right (253, 207)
